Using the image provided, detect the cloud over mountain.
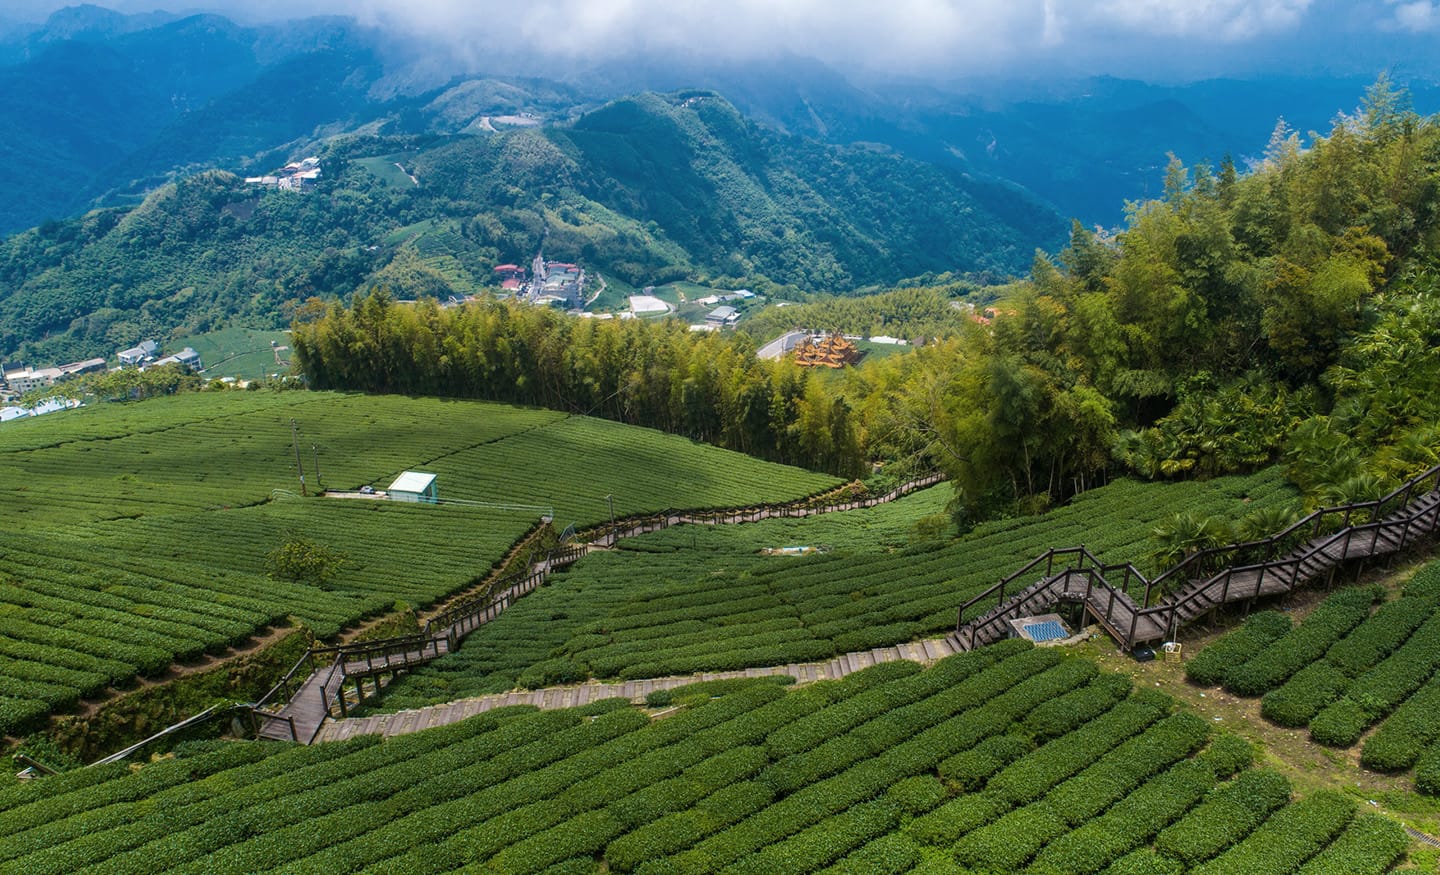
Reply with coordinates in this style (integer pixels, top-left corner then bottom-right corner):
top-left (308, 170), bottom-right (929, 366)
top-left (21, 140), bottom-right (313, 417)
top-left (9, 1), bottom-right (1436, 79)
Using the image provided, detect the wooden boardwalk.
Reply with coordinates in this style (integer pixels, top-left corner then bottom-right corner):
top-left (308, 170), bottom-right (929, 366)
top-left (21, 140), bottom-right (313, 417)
top-left (313, 639), bottom-right (955, 743)
top-left (251, 474), bottom-right (947, 744)
top-left (954, 467), bottom-right (1440, 654)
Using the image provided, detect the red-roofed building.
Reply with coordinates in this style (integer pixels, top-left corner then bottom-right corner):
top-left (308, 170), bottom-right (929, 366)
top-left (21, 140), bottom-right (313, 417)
top-left (494, 264), bottom-right (526, 285)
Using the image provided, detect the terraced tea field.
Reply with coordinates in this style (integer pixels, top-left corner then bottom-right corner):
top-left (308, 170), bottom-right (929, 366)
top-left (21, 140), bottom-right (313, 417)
top-left (0, 391), bottom-right (839, 732)
top-left (0, 392), bottom-right (838, 526)
top-left (375, 469), bottom-right (1299, 710)
top-left (0, 642), bottom-right (1407, 874)
top-left (1188, 559), bottom-right (1440, 798)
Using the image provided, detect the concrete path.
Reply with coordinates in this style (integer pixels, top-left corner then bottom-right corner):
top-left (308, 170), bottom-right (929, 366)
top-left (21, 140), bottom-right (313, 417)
top-left (313, 638), bottom-right (958, 742)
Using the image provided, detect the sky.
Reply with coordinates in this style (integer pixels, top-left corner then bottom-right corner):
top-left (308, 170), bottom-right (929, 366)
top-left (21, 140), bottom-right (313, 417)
top-left (6, 0), bottom-right (1439, 81)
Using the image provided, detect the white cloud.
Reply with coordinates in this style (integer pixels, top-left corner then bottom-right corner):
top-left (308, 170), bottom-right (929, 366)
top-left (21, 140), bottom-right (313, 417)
top-left (335, 0), bottom-right (1318, 72)
top-left (13, 0), bottom-right (1328, 74)
top-left (1075, 0), bottom-right (1312, 39)
top-left (1386, 0), bottom-right (1440, 31)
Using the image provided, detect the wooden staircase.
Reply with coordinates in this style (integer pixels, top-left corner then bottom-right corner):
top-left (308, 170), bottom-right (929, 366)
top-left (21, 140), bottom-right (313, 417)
top-left (246, 474), bottom-right (948, 744)
top-left (954, 465), bottom-right (1440, 653)
top-left (249, 544), bottom-right (587, 742)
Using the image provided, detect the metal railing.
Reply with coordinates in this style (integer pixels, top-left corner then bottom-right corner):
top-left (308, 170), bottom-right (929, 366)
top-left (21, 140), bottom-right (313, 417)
top-left (956, 463), bottom-right (1440, 651)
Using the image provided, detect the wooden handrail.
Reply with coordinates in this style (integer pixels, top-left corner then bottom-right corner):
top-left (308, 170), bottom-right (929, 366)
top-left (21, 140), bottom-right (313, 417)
top-left (956, 462), bottom-right (1440, 652)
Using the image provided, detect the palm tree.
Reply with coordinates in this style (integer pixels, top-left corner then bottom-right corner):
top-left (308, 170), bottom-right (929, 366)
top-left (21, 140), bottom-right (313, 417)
top-left (1150, 511), bottom-right (1235, 574)
top-left (1318, 472), bottom-right (1389, 513)
top-left (1236, 504), bottom-right (1303, 546)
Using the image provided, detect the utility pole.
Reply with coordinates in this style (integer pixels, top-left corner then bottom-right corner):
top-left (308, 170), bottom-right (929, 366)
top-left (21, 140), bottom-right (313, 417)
top-left (311, 444), bottom-right (323, 492)
top-left (290, 418), bottom-right (307, 496)
top-left (605, 494), bottom-right (616, 546)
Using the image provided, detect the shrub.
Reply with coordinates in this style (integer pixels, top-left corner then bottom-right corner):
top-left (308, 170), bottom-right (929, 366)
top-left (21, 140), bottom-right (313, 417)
top-left (1404, 560), bottom-right (1440, 599)
top-left (1294, 811), bottom-right (1408, 875)
top-left (1154, 769), bottom-right (1291, 864)
top-left (1224, 589), bottom-right (1374, 696)
top-left (484, 809), bottom-right (624, 875)
top-left (517, 658), bottom-right (591, 689)
top-left (643, 675), bottom-right (794, 708)
top-left (953, 802), bottom-right (1068, 872)
top-left (817, 834), bottom-right (921, 875)
top-left (939, 733), bottom-right (1032, 792)
top-left (1309, 697), bottom-right (1371, 747)
top-left (1360, 681), bottom-right (1440, 771)
top-left (1105, 848), bottom-right (1185, 875)
top-left (1185, 611), bottom-right (1291, 686)
top-left (1316, 610), bottom-right (1440, 746)
top-left (904, 794), bottom-right (1005, 847)
top-left (1189, 790), bottom-right (1354, 875)
top-left (1415, 745), bottom-right (1440, 795)
top-left (1030, 759), bottom-right (1218, 875)
top-left (1324, 596), bottom-right (1432, 677)
top-left (986, 698), bottom-right (1164, 806)
top-left (885, 775), bottom-right (948, 815)
top-left (723, 799), bottom-right (902, 875)
top-left (1044, 712), bottom-right (1211, 827)
top-left (1197, 733), bottom-right (1253, 779)
top-left (0, 695), bottom-right (50, 736)
top-left (605, 783), bottom-right (774, 872)
top-left (1023, 673), bottom-right (1132, 740)
top-left (264, 534), bottom-right (348, 587)
top-left (1260, 662), bottom-right (1349, 727)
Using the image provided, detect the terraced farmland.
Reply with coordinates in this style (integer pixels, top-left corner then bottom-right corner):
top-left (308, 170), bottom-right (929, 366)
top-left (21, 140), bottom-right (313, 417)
top-left (0, 392), bottom-right (838, 526)
top-left (0, 642), bottom-right (1407, 874)
top-left (375, 469), bottom-right (1299, 710)
top-left (1189, 559), bottom-right (1440, 797)
top-left (0, 391), bottom-right (839, 732)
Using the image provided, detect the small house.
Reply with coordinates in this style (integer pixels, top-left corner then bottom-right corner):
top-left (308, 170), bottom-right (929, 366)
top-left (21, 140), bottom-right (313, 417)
top-left (4, 367), bottom-right (62, 393)
top-left (118, 341), bottom-right (159, 366)
top-left (705, 306), bottom-right (740, 326)
top-left (150, 348), bottom-right (203, 371)
top-left (388, 471), bottom-right (438, 504)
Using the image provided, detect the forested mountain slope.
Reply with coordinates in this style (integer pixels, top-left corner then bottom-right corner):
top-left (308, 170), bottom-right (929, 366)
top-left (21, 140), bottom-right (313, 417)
top-left (0, 90), bottom-right (1064, 363)
top-left (0, 8), bottom-right (401, 234)
top-left (292, 80), bottom-right (1440, 524)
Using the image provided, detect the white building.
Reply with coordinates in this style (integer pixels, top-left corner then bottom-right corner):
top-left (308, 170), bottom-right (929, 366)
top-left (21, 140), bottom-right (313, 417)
top-left (705, 306), bottom-right (740, 326)
top-left (150, 348), bottom-right (203, 371)
top-left (628, 295), bottom-right (670, 315)
top-left (4, 367), bottom-right (62, 394)
top-left (118, 340), bottom-right (159, 366)
top-left (387, 471), bottom-right (438, 504)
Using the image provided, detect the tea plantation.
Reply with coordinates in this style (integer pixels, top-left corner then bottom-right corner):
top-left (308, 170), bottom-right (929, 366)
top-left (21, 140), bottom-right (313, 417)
top-left (374, 469), bottom-right (1299, 709)
top-left (0, 391), bottom-right (838, 733)
top-left (0, 392), bottom-right (1427, 870)
top-left (1187, 559), bottom-right (1440, 799)
top-left (0, 643), bottom-right (1407, 873)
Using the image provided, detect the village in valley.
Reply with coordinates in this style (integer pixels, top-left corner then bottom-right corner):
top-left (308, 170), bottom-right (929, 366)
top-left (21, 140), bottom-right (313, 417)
top-left (0, 339), bottom-right (205, 421)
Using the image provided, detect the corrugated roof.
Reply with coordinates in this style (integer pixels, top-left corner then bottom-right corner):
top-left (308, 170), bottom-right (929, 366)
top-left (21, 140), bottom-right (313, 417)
top-left (388, 471), bottom-right (437, 493)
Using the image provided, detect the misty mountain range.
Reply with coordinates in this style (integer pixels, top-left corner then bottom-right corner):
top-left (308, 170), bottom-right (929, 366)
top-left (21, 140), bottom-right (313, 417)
top-left (2, 3), bottom-right (1436, 239)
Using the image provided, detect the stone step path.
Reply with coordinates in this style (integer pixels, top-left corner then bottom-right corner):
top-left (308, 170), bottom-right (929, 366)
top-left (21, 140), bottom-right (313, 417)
top-left (313, 638), bottom-right (955, 742)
